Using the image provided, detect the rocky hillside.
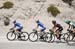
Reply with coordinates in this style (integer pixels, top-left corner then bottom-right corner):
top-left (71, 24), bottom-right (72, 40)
top-left (0, 0), bottom-right (75, 34)
top-left (0, 0), bottom-right (75, 20)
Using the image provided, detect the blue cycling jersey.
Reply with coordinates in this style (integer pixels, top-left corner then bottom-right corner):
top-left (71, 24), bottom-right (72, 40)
top-left (15, 22), bottom-right (23, 28)
top-left (38, 21), bottom-right (46, 29)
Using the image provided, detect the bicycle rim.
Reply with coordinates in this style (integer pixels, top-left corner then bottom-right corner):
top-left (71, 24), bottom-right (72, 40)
top-left (44, 33), bottom-right (52, 42)
top-left (29, 32), bottom-right (38, 42)
top-left (7, 32), bottom-right (16, 41)
top-left (20, 32), bottom-right (29, 41)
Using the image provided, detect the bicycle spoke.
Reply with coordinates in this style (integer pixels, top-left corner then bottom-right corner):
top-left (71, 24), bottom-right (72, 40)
top-left (29, 32), bottom-right (38, 42)
top-left (20, 32), bottom-right (28, 41)
top-left (7, 32), bottom-right (16, 41)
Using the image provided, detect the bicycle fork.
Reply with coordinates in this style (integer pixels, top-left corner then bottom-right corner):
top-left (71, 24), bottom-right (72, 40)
top-left (11, 33), bottom-right (14, 37)
top-left (33, 31), bottom-right (37, 38)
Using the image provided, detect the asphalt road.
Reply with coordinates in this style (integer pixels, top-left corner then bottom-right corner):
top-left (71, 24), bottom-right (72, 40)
top-left (0, 35), bottom-right (75, 49)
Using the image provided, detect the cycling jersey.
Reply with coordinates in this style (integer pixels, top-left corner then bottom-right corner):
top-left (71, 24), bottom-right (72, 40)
top-left (55, 24), bottom-right (62, 28)
top-left (15, 22), bottom-right (23, 27)
top-left (14, 22), bottom-right (23, 31)
top-left (55, 24), bottom-right (63, 32)
top-left (37, 21), bottom-right (46, 32)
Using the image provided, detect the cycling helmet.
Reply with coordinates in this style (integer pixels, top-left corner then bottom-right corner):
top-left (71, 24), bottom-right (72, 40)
top-left (65, 20), bottom-right (71, 24)
top-left (36, 20), bottom-right (39, 23)
top-left (52, 20), bottom-right (56, 24)
top-left (13, 20), bottom-right (16, 23)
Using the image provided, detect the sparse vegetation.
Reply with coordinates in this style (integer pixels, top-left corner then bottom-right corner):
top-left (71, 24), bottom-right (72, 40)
top-left (4, 17), bottom-right (10, 26)
top-left (62, 0), bottom-right (73, 6)
top-left (47, 5), bottom-right (60, 17)
top-left (0, 1), bottom-right (14, 9)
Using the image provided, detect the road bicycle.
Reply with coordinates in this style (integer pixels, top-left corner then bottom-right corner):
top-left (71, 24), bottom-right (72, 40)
top-left (29, 29), bottom-right (51, 42)
top-left (49, 29), bottom-right (69, 42)
top-left (63, 29), bottom-right (75, 42)
top-left (6, 28), bottom-right (29, 41)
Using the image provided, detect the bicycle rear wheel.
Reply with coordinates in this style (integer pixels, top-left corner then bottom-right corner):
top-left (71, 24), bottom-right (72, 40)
top-left (44, 32), bottom-right (52, 42)
top-left (63, 33), bottom-right (71, 41)
top-left (29, 32), bottom-right (38, 42)
top-left (7, 32), bottom-right (16, 41)
top-left (20, 32), bottom-right (29, 41)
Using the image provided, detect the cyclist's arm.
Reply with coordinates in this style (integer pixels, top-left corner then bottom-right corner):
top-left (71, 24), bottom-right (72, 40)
top-left (51, 26), bottom-right (56, 32)
top-left (68, 24), bottom-right (72, 30)
top-left (35, 24), bottom-right (39, 30)
top-left (68, 24), bottom-right (70, 29)
top-left (73, 29), bottom-right (75, 33)
top-left (52, 26), bottom-right (56, 30)
top-left (13, 24), bottom-right (16, 28)
top-left (10, 25), bottom-right (15, 30)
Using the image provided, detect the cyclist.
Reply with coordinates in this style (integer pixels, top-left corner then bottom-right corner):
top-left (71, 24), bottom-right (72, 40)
top-left (65, 20), bottom-right (75, 40)
top-left (35, 20), bottom-right (46, 39)
top-left (12, 20), bottom-right (23, 38)
top-left (13, 20), bottom-right (23, 32)
top-left (65, 20), bottom-right (75, 33)
top-left (52, 20), bottom-right (63, 40)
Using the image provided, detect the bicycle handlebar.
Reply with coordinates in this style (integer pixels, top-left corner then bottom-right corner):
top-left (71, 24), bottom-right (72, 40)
top-left (33, 29), bottom-right (37, 31)
top-left (49, 29), bottom-right (54, 33)
top-left (10, 28), bottom-right (14, 30)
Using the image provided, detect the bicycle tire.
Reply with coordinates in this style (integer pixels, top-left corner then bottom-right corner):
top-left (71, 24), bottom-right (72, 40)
top-left (20, 32), bottom-right (29, 41)
top-left (44, 32), bottom-right (52, 42)
top-left (29, 32), bottom-right (38, 42)
top-left (63, 33), bottom-right (70, 41)
top-left (7, 32), bottom-right (16, 41)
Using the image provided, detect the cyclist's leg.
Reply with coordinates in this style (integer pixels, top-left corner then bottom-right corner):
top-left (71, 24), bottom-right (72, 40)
top-left (56, 28), bottom-right (63, 40)
top-left (55, 29), bottom-right (59, 39)
top-left (16, 27), bottom-right (23, 38)
top-left (40, 28), bottom-right (46, 39)
top-left (55, 30), bottom-right (59, 39)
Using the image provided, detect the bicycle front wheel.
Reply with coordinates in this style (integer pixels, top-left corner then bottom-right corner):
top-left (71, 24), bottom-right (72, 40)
top-left (63, 33), bottom-right (69, 41)
top-left (7, 32), bottom-right (16, 41)
top-left (44, 33), bottom-right (55, 42)
top-left (29, 32), bottom-right (38, 42)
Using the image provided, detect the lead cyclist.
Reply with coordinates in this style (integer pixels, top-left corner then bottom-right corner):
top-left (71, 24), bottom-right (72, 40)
top-left (12, 20), bottom-right (23, 38)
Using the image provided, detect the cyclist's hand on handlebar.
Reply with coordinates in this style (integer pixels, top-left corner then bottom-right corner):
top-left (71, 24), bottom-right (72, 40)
top-left (49, 29), bottom-right (53, 32)
top-left (67, 29), bottom-right (71, 31)
top-left (67, 29), bottom-right (69, 31)
top-left (10, 28), bottom-right (14, 30)
top-left (33, 27), bottom-right (38, 31)
top-left (33, 29), bottom-right (37, 31)
top-left (33, 29), bottom-right (35, 31)
top-left (49, 29), bottom-right (54, 33)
